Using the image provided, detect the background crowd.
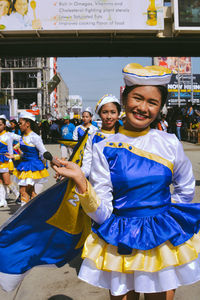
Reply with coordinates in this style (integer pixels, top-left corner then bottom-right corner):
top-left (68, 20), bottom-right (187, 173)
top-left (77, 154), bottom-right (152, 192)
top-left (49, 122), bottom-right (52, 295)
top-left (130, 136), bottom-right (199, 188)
top-left (37, 102), bottom-right (200, 146)
top-left (157, 102), bottom-right (200, 141)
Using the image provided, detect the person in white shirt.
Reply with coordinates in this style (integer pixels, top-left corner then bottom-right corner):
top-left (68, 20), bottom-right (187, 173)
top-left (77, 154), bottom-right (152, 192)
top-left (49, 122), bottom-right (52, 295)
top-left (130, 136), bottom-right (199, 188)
top-left (73, 107), bottom-right (98, 141)
top-left (160, 114), bottom-right (168, 132)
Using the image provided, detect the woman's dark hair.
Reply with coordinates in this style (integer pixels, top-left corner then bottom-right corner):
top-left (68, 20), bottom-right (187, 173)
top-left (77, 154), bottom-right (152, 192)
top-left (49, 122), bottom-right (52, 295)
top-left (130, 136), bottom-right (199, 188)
top-left (122, 85), bottom-right (168, 109)
top-left (23, 118), bottom-right (40, 135)
top-left (114, 120), bottom-right (121, 133)
top-left (0, 118), bottom-right (6, 125)
top-left (98, 102), bottom-right (121, 116)
top-left (10, 119), bottom-right (20, 134)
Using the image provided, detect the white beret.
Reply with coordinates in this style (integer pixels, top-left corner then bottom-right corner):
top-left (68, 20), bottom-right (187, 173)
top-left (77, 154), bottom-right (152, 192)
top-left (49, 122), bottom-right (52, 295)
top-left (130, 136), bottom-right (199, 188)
top-left (82, 107), bottom-right (93, 115)
top-left (0, 114), bottom-right (7, 120)
top-left (95, 94), bottom-right (120, 114)
top-left (19, 111), bottom-right (35, 122)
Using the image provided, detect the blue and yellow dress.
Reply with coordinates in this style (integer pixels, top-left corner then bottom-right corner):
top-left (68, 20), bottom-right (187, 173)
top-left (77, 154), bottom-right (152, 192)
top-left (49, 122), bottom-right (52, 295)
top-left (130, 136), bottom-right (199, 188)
top-left (77, 126), bottom-right (200, 295)
top-left (81, 129), bottom-right (115, 178)
top-left (73, 124), bottom-right (98, 141)
top-left (0, 130), bottom-right (14, 173)
top-left (13, 131), bottom-right (49, 186)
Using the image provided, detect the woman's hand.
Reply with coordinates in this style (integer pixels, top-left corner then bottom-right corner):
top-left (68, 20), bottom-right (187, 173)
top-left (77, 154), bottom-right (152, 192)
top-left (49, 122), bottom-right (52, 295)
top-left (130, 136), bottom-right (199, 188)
top-left (5, 153), bottom-right (14, 159)
top-left (52, 158), bottom-right (87, 194)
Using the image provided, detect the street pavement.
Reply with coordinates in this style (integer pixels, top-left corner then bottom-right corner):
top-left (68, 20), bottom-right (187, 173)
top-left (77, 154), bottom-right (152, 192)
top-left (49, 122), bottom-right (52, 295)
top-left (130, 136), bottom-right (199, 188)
top-left (0, 141), bottom-right (199, 300)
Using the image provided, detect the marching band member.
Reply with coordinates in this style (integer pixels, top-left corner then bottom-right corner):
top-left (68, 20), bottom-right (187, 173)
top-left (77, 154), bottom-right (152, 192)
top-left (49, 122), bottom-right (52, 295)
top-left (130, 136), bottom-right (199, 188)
top-left (53, 64), bottom-right (200, 300)
top-left (0, 115), bottom-right (14, 207)
top-left (73, 108), bottom-right (98, 141)
top-left (81, 95), bottom-right (121, 178)
top-left (8, 112), bottom-right (49, 206)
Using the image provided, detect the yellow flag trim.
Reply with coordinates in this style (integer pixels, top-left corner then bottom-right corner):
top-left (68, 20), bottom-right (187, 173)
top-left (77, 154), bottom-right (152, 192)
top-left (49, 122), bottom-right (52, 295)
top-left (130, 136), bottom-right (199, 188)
top-left (46, 132), bottom-right (91, 249)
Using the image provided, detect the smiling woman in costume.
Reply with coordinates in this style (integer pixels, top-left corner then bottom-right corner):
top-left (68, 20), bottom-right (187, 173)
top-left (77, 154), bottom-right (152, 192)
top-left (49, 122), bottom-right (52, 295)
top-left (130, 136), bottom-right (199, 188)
top-left (81, 94), bottom-right (121, 178)
top-left (52, 64), bottom-right (200, 300)
top-left (8, 112), bottom-right (49, 206)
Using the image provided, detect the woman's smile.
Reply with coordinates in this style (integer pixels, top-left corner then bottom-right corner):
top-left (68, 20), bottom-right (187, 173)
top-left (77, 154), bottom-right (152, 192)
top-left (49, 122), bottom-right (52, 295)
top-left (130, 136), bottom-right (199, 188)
top-left (124, 86), bottom-right (162, 132)
top-left (131, 111), bottom-right (149, 120)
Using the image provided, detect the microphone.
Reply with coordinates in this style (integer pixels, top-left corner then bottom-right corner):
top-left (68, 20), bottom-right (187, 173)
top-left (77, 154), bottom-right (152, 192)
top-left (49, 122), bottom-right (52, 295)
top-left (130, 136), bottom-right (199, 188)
top-left (43, 151), bottom-right (62, 167)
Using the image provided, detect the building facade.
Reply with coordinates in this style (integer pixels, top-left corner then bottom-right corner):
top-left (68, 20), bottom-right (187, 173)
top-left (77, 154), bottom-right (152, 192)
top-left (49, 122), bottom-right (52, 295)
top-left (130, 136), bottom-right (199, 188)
top-left (0, 57), bottom-right (69, 119)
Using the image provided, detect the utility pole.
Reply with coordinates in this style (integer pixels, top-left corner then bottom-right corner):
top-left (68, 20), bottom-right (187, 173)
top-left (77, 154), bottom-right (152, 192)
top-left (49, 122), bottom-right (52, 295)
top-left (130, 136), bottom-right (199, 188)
top-left (10, 69), bottom-right (15, 118)
top-left (191, 64), bottom-right (193, 104)
top-left (42, 60), bottom-right (47, 115)
top-left (37, 58), bottom-right (42, 117)
top-left (177, 57), bottom-right (181, 107)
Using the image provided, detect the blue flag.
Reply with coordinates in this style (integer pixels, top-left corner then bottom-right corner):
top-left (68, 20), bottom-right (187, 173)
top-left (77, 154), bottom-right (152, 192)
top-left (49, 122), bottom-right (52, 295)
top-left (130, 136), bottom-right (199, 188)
top-left (0, 131), bottom-right (91, 292)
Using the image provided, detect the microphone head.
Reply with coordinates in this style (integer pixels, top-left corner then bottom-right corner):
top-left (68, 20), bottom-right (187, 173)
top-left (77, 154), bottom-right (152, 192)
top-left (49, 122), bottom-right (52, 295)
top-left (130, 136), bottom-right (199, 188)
top-left (43, 151), bottom-right (53, 161)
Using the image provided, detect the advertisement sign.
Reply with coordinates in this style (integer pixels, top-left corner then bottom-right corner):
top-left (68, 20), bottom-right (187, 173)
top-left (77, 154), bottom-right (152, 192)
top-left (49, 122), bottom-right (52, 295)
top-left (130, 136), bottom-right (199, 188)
top-left (0, 0), bottom-right (164, 31)
top-left (174, 0), bottom-right (200, 31)
top-left (167, 74), bottom-right (200, 106)
top-left (154, 57), bottom-right (191, 74)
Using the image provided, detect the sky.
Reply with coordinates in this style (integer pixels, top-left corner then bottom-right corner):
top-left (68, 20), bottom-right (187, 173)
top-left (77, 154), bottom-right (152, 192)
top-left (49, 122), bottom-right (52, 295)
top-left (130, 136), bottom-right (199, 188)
top-left (57, 57), bottom-right (200, 111)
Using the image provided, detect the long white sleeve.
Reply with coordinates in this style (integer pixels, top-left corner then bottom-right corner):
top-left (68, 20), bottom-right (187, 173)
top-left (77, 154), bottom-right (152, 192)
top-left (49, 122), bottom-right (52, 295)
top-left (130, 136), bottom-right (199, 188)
top-left (172, 140), bottom-right (195, 203)
top-left (78, 142), bottom-right (113, 225)
top-left (81, 134), bottom-right (93, 178)
top-left (73, 126), bottom-right (79, 141)
top-left (9, 132), bottom-right (21, 142)
top-left (7, 135), bottom-right (13, 155)
top-left (31, 134), bottom-right (47, 155)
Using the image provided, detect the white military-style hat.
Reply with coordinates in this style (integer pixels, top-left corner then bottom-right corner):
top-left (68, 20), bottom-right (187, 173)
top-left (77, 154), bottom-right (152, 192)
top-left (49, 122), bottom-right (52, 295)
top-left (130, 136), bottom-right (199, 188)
top-left (95, 94), bottom-right (120, 114)
top-left (82, 107), bottom-right (93, 115)
top-left (0, 114), bottom-right (7, 120)
top-left (19, 111), bottom-right (35, 122)
top-left (123, 63), bottom-right (172, 86)
top-left (0, 115), bottom-right (11, 127)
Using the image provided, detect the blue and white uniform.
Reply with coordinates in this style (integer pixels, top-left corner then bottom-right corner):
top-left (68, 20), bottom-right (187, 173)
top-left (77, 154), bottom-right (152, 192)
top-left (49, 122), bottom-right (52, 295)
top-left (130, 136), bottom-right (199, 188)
top-left (60, 123), bottom-right (76, 160)
top-left (0, 130), bottom-right (13, 173)
top-left (77, 126), bottom-right (200, 295)
top-left (13, 131), bottom-right (49, 186)
top-left (81, 129), bottom-right (115, 178)
top-left (73, 124), bottom-right (98, 141)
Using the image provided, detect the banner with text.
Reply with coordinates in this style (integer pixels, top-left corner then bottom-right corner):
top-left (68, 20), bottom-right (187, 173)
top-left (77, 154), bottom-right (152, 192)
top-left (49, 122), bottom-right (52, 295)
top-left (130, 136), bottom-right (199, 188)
top-left (0, 0), bottom-right (164, 31)
top-left (167, 74), bottom-right (200, 106)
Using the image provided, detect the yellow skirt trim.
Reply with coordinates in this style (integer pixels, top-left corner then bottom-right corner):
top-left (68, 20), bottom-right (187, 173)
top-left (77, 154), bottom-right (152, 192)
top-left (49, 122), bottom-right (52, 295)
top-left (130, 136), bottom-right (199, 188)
top-left (8, 160), bottom-right (14, 171)
top-left (82, 232), bottom-right (200, 273)
top-left (0, 160), bottom-right (14, 171)
top-left (13, 168), bottom-right (49, 180)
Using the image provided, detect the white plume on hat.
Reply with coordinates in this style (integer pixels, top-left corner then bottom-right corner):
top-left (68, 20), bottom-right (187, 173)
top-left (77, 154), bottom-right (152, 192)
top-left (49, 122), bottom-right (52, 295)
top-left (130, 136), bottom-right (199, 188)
top-left (95, 94), bottom-right (120, 114)
top-left (123, 63), bottom-right (172, 86)
top-left (19, 111), bottom-right (35, 122)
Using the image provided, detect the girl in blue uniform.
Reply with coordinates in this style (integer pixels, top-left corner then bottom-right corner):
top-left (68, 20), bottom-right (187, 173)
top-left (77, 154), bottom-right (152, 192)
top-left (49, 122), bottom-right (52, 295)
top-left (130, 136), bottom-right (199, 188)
top-left (73, 108), bottom-right (98, 141)
top-left (9, 112), bottom-right (49, 206)
top-left (52, 64), bottom-right (200, 300)
top-left (4, 119), bottom-right (21, 201)
top-left (0, 115), bottom-right (14, 207)
top-left (81, 95), bottom-right (121, 178)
